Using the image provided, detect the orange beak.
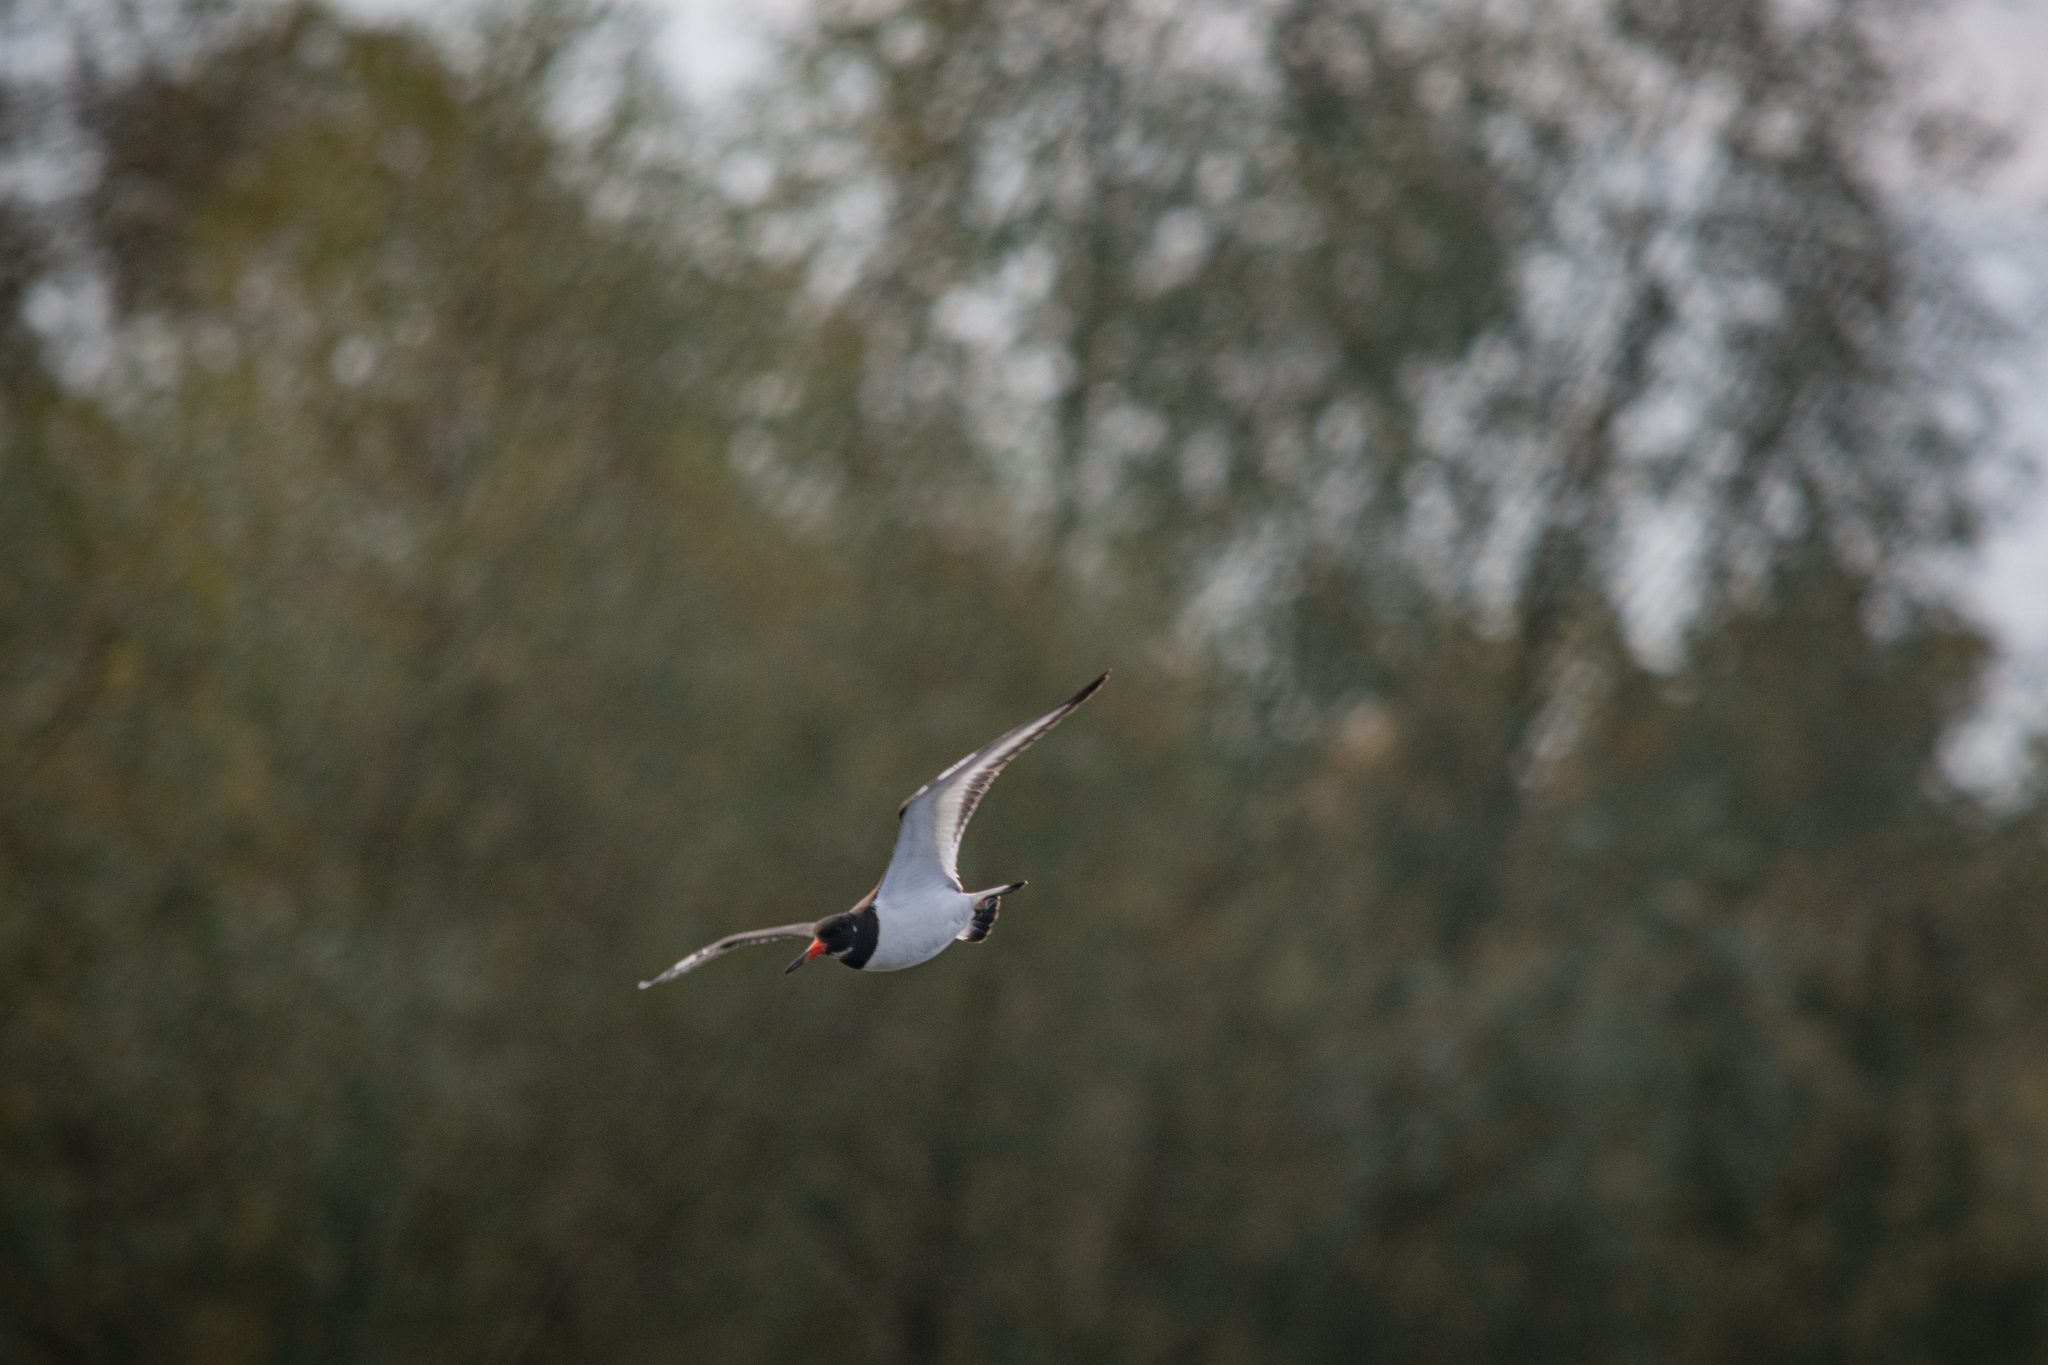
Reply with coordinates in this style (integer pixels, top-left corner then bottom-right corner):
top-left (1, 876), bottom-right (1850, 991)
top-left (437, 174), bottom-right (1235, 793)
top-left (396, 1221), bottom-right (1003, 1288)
top-left (785, 939), bottom-right (828, 974)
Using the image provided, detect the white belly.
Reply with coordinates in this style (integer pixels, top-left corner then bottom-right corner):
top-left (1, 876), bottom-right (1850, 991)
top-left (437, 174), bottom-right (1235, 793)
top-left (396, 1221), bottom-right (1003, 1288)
top-left (867, 887), bottom-right (974, 971)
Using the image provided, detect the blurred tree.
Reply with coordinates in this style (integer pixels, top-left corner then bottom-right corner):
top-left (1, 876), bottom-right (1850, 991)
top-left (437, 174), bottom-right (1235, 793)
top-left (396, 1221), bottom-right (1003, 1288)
top-left (738, 0), bottom-right (2048, 1358)
top-left (0, 0), bottom-right (2043, 1362)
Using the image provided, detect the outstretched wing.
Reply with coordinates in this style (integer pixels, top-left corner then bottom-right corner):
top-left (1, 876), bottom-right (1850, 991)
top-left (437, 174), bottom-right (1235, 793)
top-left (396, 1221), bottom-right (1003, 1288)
top-left (879, 672), bottom-right (1107, 901)
top-left (638, 922), bottom-right (817, 988)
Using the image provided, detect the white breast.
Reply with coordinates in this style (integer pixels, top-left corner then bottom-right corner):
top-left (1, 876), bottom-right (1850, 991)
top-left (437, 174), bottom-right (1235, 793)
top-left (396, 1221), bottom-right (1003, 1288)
top-left (867, 886), bottom-right (975, 971)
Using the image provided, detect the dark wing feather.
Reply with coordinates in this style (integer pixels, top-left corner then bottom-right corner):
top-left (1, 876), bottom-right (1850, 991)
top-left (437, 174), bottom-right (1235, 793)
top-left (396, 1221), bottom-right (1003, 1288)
top-left (881, 672), bottom-right (1107, 898)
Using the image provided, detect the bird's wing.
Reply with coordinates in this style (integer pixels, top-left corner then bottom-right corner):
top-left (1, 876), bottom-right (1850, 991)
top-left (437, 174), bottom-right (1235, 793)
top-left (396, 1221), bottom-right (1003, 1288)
top-left (638, 922), bottom-right (817, 988)
top-left (879, 672), bottom-right (1107, 900)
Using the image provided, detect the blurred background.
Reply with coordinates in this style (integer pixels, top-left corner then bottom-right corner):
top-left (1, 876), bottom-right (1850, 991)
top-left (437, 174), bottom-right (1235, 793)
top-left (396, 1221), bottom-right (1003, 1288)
top-left (4, 0), bottom-right (2047, 1359)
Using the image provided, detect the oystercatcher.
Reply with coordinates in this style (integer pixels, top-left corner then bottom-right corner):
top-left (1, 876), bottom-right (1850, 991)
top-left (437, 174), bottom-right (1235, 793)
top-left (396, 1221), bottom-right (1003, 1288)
top-left (639, 672), bottom-right (1107, 987)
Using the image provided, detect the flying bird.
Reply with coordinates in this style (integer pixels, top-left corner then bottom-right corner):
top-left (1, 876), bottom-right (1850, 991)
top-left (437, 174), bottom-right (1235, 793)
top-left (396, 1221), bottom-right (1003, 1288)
top-left (639, 672), bottom-right (1107, 987)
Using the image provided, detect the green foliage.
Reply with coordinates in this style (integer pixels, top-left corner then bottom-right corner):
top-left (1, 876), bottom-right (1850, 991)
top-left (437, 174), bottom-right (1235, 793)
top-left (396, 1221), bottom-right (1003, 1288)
top-left (1, 2), bottom-right (2045, 1363)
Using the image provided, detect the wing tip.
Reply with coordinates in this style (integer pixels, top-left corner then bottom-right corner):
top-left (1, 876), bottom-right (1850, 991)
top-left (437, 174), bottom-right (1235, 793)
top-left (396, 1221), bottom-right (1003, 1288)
top-left (895, 671), bottom-right (1108, 819)
top-left (638, 959), bottom-right (693, 989)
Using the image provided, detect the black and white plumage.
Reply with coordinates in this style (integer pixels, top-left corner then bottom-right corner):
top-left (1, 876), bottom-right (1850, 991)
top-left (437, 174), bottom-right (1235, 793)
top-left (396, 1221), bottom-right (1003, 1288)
top-left (638, 672), bottom-right (1107, 988)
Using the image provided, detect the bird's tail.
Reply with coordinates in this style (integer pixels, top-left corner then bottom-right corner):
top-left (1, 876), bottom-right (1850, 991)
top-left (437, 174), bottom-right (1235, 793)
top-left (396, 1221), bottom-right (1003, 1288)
top-left (957, 881), bottom-right (1024, 944)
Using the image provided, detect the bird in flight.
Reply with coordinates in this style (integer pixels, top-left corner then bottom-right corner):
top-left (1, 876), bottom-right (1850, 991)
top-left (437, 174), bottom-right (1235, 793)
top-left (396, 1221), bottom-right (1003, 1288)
top-left (639, 672), bottom-right (1107, 987)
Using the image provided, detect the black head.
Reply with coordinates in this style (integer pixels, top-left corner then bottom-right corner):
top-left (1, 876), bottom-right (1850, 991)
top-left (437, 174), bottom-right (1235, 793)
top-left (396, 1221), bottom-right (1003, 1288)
top-left (813, 913), bottom-right (861, 957)
top-left (784, 905), bottom-right (879, 973)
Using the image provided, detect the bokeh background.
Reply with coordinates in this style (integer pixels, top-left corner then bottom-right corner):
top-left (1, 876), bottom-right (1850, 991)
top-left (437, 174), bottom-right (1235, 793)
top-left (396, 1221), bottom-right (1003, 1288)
top-left (4, 0), bottom-right (2047, 1360)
